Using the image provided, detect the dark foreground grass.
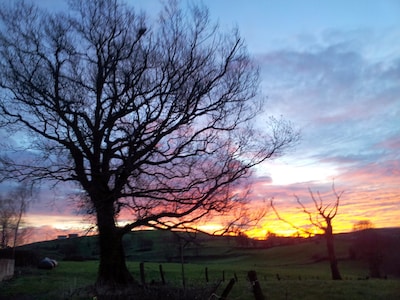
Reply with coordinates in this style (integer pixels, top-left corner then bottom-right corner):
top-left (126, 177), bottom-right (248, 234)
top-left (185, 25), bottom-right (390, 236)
top-left (0, 261), bottom-right (98, 300)
top-left (1, 261), bottom-right (400, 300)
top-left (219, 279), bottom-right (400, 300)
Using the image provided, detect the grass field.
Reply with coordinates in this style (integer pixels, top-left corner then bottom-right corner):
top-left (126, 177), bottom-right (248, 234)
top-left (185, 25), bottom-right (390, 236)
top-left (1, 229), bottom-right (399, 299)
top-left (1, 260), bottom-right (400, 300)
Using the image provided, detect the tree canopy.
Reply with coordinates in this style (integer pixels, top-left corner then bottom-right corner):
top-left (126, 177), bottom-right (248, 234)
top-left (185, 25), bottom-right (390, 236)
top-left (0, 0), bottom-right (298, 290)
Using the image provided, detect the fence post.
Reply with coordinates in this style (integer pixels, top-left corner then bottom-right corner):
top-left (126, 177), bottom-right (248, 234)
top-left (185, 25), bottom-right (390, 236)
top-left (248, 270), bottom-right (265, 300)
top-left (140, 262), bottom-right (145, 286)
top-left (205, 266), bottom-right (209, 282)
top-left (159, 264), bottom-right (166, 285)
top-left (220, 278), bottom-right (235, 300)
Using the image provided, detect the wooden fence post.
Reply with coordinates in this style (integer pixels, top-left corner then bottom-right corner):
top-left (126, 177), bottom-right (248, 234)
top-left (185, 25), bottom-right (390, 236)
top-left (248, 270), bottom-right (265, 300)
top-left (205, 266), bottom-right (209, 282)
top-left (159, 264), bottom-right (166, 285)
top-left (220, 278), bottom-right (235, 300)
top-left (140, 262), bottom-right (145, 286)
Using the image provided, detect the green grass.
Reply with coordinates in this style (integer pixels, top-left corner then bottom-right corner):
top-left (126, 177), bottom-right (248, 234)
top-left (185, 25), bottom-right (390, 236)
top-left (2, 230), bottom-right (400, 299)
top-left (0, 261), bottom-right (98, 299)
top-left (1, 261), bottom-right (399, 300)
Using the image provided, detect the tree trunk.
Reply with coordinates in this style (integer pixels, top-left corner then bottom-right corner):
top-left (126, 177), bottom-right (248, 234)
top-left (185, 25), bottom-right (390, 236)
top-left (95, 200), bottom-right (134, 292)
top-left (1, 223), bottom-right (7, 249)
top-left (325, 223), bottom-right (342, 280)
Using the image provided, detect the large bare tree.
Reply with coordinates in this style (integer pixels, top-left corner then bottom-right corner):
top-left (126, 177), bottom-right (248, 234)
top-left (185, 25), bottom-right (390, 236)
top-left (0, 0), bottom-right (298, 291)
top-left (271, 185), bottom-right (343, 280)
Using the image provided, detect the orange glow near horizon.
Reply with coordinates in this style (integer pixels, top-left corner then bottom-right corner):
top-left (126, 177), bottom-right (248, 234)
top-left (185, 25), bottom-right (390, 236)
top-left (0, 0), bottom-right (398, 252)
top-left (22, 163), bottom-right (400, 245)
top-left (23, 194), bottom-right (399, 245)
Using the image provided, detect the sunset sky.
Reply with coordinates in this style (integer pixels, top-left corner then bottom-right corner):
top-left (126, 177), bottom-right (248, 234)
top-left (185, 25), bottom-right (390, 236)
top-left (1, 0), bottom-right (399, 243)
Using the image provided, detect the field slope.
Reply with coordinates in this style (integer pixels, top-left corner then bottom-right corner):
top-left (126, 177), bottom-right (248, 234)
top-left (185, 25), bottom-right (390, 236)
top-left (1, 228), bottom-right (399, 299)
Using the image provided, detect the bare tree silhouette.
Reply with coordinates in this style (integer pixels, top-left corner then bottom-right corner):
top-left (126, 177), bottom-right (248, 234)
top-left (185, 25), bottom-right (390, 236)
top-left (271, 184), bottom-right (343, 280)
top-left (0, 183), bottom-right (34, 254)
top-left (0, 0), bottom-right (298, 291)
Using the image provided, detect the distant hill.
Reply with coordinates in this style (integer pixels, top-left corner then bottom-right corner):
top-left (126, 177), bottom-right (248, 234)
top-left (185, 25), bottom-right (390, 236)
top-left (3, 227), bottom-right (400, 278)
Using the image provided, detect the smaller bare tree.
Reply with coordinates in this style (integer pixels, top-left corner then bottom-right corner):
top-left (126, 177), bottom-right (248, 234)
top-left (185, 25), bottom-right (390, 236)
top-left (0, 183), bottom-right (34, 255)
top-left (271, 184), bottom-right (343, 280)
top-left (0, 196), bottom-right (14, 249)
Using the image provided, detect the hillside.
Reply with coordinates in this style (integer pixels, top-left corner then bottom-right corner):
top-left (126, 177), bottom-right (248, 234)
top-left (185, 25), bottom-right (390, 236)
top-left (4, 227), bottom-right (400, 278)
top-left (1, 228), bottom-right (400, 300)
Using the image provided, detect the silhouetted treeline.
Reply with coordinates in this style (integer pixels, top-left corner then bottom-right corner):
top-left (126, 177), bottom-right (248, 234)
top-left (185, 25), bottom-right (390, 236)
top-left (349, 228), bottom-right (400, 277)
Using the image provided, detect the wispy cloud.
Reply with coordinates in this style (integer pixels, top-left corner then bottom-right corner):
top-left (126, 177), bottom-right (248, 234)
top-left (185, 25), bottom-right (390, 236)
top-left (2, 2), bottom-right (399, 240)
top-left (248, 26), bottom-right (400, 233)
